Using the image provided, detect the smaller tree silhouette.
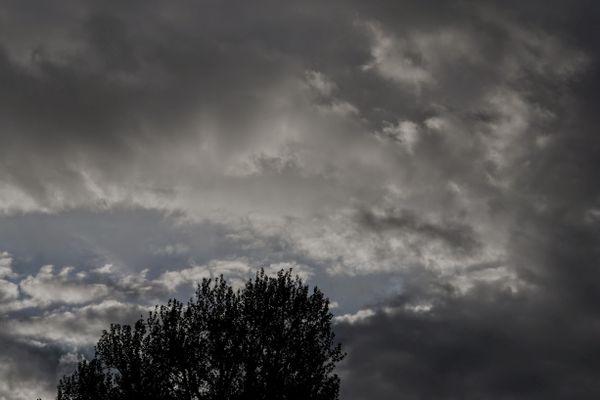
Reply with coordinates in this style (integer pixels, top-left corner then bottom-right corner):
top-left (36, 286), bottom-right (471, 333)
top-left (55, 269), bottom-right (345, 400)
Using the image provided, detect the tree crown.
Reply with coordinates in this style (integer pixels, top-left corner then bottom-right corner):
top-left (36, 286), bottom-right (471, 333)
top-left (54, 269), bottom-right (345, 400)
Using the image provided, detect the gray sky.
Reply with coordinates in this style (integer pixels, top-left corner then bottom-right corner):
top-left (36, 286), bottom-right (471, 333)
top-left (1, 1), bottom-right (600, 399)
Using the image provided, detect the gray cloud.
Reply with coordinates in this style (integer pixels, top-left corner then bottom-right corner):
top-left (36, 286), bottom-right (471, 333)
top-left (0, 334), bottom-right (63, 400)
top-left (337, 279), bottom-right (600, 400)
top-left (357, 207), bottom-right (481, 254)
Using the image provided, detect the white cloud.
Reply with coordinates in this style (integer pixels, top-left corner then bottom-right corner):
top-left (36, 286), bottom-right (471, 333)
top-left (157, 265), bottom-right (212, 291)
top-left (0, 280), bottom-right (18, 303)
top-left (156, 259), bottom-right (313, 291)
top-left (93, 264), bottom-right (114, 274)
top-left (0, 252), bottom-right (16, 279)
top-left (363, 23), bottom-right (433, 88)
top-left (6, 300), bottom-right (149, 347)
top-left (19, 265), bottom-right (110, 307)
top-left (379, 120), bottom-right (420, 153)
top-left (335, 308), bottom-right (376, 324)
top-left (262, 262), bottom-right (314, 281)
top-left (304, 70), bottom-right (336, 97)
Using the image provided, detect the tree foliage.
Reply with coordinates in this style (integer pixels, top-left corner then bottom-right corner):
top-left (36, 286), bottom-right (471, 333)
top-left (55, 269), bottom-right (345, 400)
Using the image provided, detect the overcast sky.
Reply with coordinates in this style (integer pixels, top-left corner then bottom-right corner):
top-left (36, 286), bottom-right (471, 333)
top-left (1, 1), bottom-right (600, 399)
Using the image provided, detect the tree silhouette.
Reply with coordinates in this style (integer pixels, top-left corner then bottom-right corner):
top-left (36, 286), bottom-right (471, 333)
top-left (54, 269), bottom-right (345, 400)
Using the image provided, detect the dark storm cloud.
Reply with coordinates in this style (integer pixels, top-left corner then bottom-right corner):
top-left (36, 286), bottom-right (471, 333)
top-left (0, 298), bottom-right (153, 399)
top-left (0, 333), bottom-right (64, 399)
top-left (332, 2), bottom-right (600, 398)
top-left (505, 103), bottom-right (600, 314)
top-left (0, 0), bottom-right (371, 212)
top-left (357, 207), bottom-right (480, 254)
top-left (337, 281), bottom-right (600, 400)
top-left (488, 0), bottom-right (600, 315)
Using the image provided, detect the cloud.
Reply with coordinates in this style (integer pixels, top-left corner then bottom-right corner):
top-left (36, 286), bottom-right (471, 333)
top-left (335, 308), bottom-right (376, 325)
top-left (0, 280), bottom-right (19, 304)
top-left (157, 259), bottom-right (314, 291)
top-left (0, 337), bottom-right (61, 400)
top-left (0, 252), bottom-right (19, 304)
top-left (0, 1), bottom-right (599, 399)
top-left (362, 22), bottom-right (435, 89)
top-left (0, 0), bottom-right (587, 288)
top-left (377, 120), bottom-right (420, 153)
top-left (19, 265), bottom-right (110, 307)
top-left (337, 280), bottom-right (600, 400)
top-left (0, 255), bottom-right (316, 398)
top-left (357, 207), bottom-right (480, 253)
top-left (6, 300), bottom-right (149, 347)
top-left (0, 256), bottom-right (314, 344)
top-left (0, 252), bottom-right (16, 279)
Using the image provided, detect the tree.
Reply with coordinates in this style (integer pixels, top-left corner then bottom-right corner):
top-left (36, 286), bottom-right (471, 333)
top-left (55, 269), bottom-right (345, 400)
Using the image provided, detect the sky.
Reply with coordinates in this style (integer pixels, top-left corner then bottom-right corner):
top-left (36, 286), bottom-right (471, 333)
top-left (1, 0), bottom-right (600, 399)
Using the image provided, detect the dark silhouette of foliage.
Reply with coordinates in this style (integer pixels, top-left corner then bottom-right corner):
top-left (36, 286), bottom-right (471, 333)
top-left (54, 269), bottom-right (345, 400)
